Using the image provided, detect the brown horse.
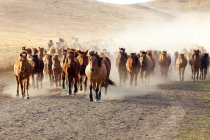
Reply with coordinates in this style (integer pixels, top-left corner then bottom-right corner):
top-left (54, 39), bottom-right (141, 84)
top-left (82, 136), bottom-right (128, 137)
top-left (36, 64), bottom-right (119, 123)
top-left (101, 56), bottom-right (112, 93)
top-left (44, 54), bottom-right (53, 85)
top-left (116, 48), bottom-right (128, 86)
top-left (189, 50), bottom-right (200, 81)
top-left (52, 54), bottom-right (62, 87)
top-left (176, 53), bottom-right (187, 81)
top-left (86, 51), bottom-right (115, 101)
top-left (139, 51), bottom-right (154, 82)
top-left (62, 51), bottom-right (80, 95)
top-left (77, 50), bottom-right (89, 93)
top-left (158, 51), bottom-right (171, 77)
top-left (126, 53), bottom-right (140, 86)
top-left (14, 52), bottom-right (33, 99)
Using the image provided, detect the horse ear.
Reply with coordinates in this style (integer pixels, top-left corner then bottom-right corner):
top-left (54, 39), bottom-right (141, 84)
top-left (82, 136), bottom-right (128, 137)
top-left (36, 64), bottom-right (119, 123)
top-left (85, 50), bottom-right (88, 55)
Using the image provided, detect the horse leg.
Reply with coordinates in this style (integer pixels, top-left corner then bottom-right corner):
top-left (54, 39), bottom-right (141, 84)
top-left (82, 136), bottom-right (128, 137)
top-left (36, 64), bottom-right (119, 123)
top-left (68, 77), bottom-right (72, 95)
top-left (79, 76), bottom-right (83, 91)
top-left (16, 76), bottom-right (19, 97)
top-left (95, 84), bottom-right (99, 101)
top-left (20, 80), bottom-right (24, 99)
top-left (84, 76), bottom-right (87, 94)
top-left (62, 72), bottom-right (65, 89)
top-left (89, 83), bottom-right (93, 102)
top-left (134, 73), bottom-right (137, 86)
top-left (32, 74), bottom-right (35, 88)
top-left (98, 84), bottom-right (102, 100)
top-left (74, 78), bottom-right (78, 94)
top-left (26, 77), bottom-right (30, 99)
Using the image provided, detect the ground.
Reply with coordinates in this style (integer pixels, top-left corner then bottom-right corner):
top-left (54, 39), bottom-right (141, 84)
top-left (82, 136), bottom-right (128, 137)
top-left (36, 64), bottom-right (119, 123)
top-left (0, 70), bottom-right (209, 140)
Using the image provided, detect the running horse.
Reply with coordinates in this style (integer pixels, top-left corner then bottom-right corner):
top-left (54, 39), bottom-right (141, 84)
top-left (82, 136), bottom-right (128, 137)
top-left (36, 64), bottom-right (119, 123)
top-left (62, 50), bottom-right (80, 95)
top-left (116, 48), bottom-right (128, 86)
top-left (158, 51), bottom-right (171, 77)
top-left (86, 51), bottom-right (115, 101)
top-left (14, 52), bottom-right (33, 99)
top-left (126, 53), bottom-right (140, 86)
top-left (77, 50), bottom-right (89, 93)
top-left (200, 53), bottom-right (209, 81)
top-left (176, 53), bottom-right (187, 81)
top-left (189, 49), bottom-right (200, 81)
top-left (139, 51), bottom-right (154, 82)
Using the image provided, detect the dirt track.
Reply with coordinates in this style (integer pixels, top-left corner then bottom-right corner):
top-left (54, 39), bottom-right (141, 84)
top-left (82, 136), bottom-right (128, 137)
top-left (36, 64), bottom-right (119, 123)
top-left (0, 70), bottom-right (209, 140)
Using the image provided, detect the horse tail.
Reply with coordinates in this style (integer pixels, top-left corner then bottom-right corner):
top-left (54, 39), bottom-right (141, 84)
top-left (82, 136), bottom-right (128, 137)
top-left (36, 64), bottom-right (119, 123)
top-left (106, 79), bottom-right (116, 86)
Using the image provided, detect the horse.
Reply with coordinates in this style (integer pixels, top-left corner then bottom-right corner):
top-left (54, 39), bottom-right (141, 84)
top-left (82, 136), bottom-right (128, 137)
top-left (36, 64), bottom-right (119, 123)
top-left (116, 48), bottom-right (128, 86)
top-left (14, 52), bottom-right (33, 99)
top-left (189, 50), bottom-right (200, 81)
top-left (52, 54), bottom-right (62, 87)
top-left (174, 51), bottom-right (179, 70)
top-left (85, 51), bottom-right (115, 101)
top-left (30, 48), bottom-right (45, 89)
top-left (158, 51), bottom-right (171, 77)
top-left (77, 50), bottom-right (89, 93)
top-left (139, 51), bottom-right (154, 82)
top-left (43, 53), bottom-right (53, 85)
top-left (176, 53), bottom-right (188, 81)
top-left (126, 53), bottom-right (140, 86)
top-left (101, 56), bottom-right (112, 94)
top-left (200, 53), bottom-right (209, 81)
top-left (62, 50), bottom-right (80, 95)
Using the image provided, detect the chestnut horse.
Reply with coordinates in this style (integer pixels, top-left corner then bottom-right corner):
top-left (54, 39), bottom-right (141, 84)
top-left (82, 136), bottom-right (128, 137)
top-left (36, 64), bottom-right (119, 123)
top-left (52, 54), bottom-right (62, 87)
top-left (176, 53), bottom-right (187, 81)
top-left (126, 53), bottom-right (140, 86)
top-left (77, 50), bottom-right (89, 93)
top-left (86, 51), bottom-right (115, 101)
top-left (14, 52), bottom-right (33, 99)
top-left (189, 50), bottom-right (200, 81)
top-left (158, 51), bottom-right (171, 77)
top-left (116, 48), bottom-right (128, 86)
top-left (62, 51), bottom-right (80, 95)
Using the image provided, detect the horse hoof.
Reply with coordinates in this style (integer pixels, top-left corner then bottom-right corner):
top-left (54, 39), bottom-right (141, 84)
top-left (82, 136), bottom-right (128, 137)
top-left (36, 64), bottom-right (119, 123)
top-left (26, 96), bottom-right (29, 99)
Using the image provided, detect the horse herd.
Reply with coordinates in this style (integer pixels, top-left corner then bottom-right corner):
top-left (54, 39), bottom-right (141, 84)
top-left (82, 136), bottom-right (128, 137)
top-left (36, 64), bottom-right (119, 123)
top-left (14, 45), bottom-right (209, 101)
top-left (14, 46), bottom-right (114, 101)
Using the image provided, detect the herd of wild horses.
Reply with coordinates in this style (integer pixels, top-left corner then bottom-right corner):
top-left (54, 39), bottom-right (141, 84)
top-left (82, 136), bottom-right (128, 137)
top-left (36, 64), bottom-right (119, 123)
top-left (14, 41), bottom-right (209, 101)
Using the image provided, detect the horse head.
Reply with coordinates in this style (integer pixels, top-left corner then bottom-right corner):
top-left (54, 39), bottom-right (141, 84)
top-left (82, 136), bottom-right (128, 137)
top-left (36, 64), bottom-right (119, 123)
top-left (89, 51), bottom-right (102, 72)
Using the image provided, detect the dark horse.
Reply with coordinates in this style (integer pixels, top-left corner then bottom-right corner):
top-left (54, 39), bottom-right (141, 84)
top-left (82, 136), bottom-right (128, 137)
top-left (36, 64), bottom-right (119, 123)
top-left (189, 50), bottom-right (200, 81)
top-left (62, 50), bottom-right (80, 95)
top-left (116, 48), bottom-right (128, 86)
top-left (200, 53), bottom-right (209, 81)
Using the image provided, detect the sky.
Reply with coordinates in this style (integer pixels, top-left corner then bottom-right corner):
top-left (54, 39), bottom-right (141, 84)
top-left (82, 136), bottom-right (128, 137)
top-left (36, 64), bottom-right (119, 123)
top-left (96, 0), bottom-right (155, 5)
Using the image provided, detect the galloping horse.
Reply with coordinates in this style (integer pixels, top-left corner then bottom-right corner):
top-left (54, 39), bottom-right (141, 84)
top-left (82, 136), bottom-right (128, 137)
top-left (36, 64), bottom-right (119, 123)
top-left (62, 50), bottom-right (80, 95)
top-left (200, 53), bottom-right (209, 81)
top-left (77, 50), bottom-right (89, 93)
top-left (176, 53), bottom-right (187, 81)
top-left (14, 52), bottom-right (33, 99)
top-left (86, 51), bottom-right (115, 101)
top-left (31, 48), bottom-right (44, 89)
top-left (52, 54), bottom-right (62, 87)
top-left (116, 48), bottom-right (128, 86)
top-left (44, 53), bottom-right (53, 85)
top-left (189, 50), bottom-right (200, 81)
top-left (139, 51), bottom-right (154, 82)
top-left (126, 53), bottom-right (140, 86)
top-left (158, 51), bottom-right (171, 77)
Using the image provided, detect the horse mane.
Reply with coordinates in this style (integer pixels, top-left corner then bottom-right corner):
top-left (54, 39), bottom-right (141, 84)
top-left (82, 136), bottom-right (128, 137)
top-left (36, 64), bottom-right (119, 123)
top-left (89, 51), bottom-right (102, 67)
